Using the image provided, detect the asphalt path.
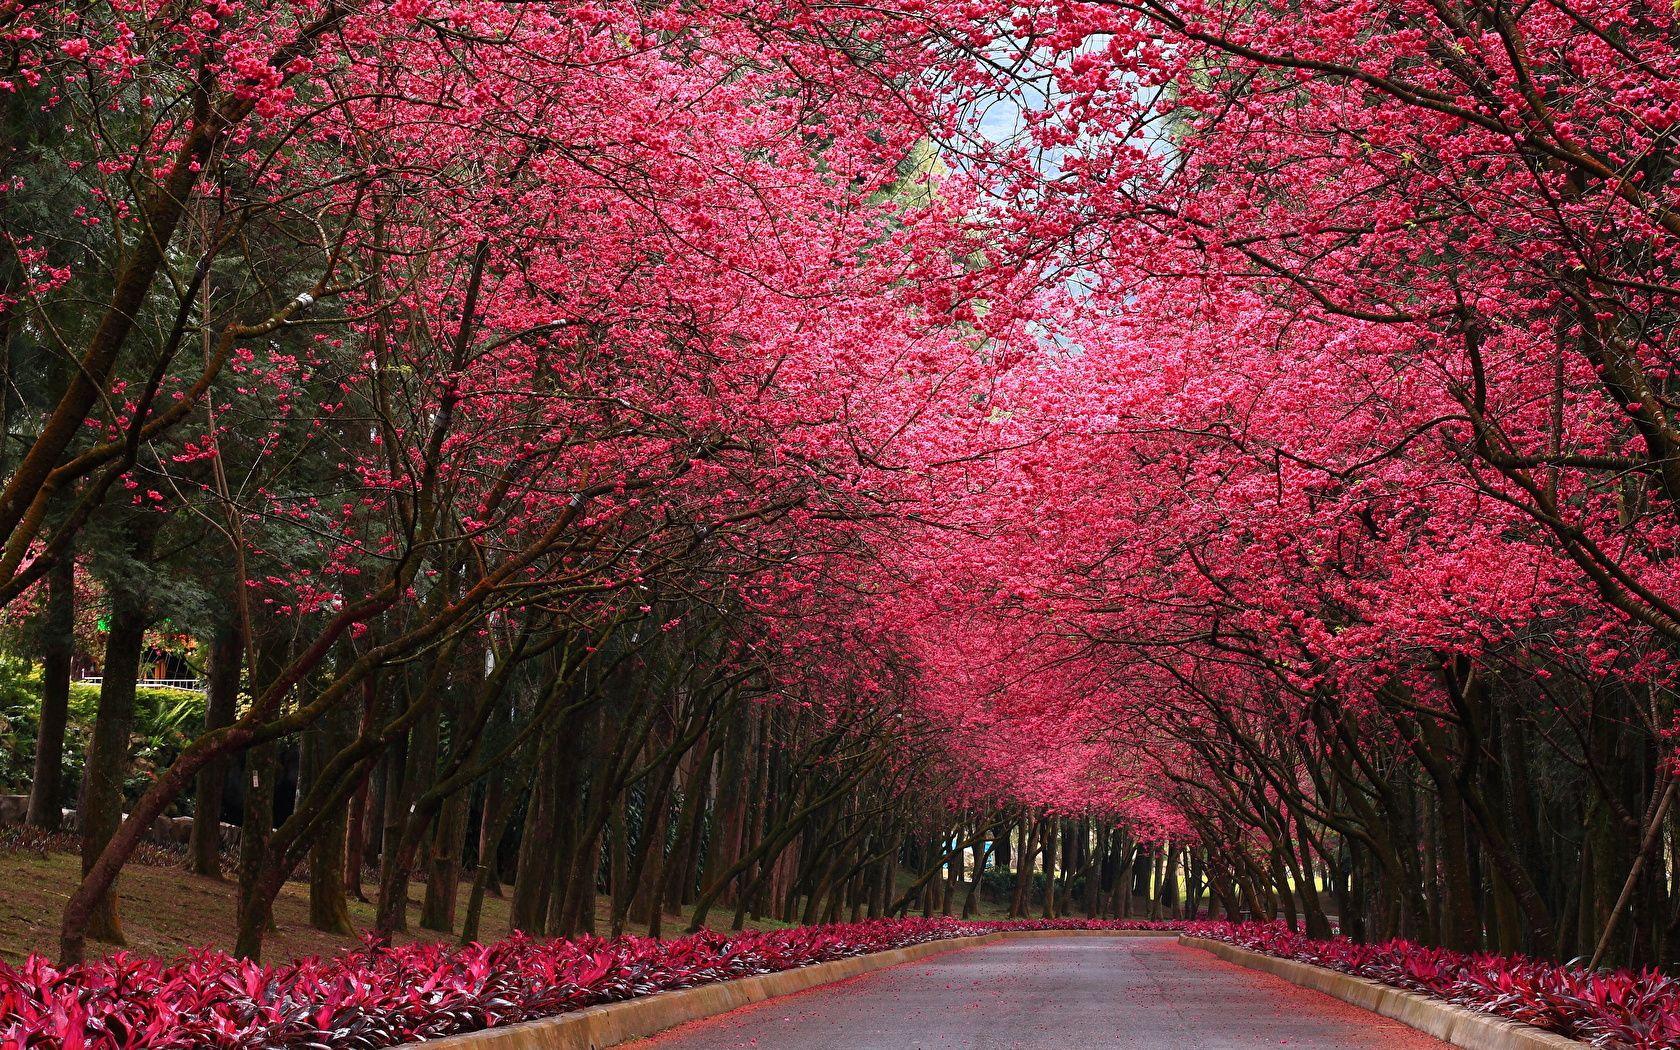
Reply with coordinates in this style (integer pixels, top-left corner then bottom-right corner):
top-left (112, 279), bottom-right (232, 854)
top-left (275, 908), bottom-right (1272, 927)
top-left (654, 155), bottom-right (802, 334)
top-left (631, 936), bottom-right (1455, 1049)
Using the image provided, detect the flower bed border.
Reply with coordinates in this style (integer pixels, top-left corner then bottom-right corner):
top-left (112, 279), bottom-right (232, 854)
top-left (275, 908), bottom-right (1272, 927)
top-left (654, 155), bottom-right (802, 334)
top-left (1180, 935), bottom-right (1585, 1050)
top-left (1184, 921), bottom-right (1680, 1048)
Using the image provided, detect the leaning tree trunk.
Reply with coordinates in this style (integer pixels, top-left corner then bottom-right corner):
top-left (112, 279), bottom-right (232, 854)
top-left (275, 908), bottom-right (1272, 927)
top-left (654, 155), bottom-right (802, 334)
top-left (395, 676), bottom-right (441, 933)
top-left (607, 795), bottom-right (630, 935)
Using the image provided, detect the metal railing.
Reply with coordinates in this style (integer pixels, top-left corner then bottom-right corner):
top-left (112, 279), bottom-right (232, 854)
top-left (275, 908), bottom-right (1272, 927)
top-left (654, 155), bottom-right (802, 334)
top-left (79, 676), bottom-right (206, 693)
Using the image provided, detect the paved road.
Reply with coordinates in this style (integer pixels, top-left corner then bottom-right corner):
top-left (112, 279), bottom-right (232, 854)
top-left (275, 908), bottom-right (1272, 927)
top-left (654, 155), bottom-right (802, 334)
top-left (631, 936), bottom-right (1452, 1049)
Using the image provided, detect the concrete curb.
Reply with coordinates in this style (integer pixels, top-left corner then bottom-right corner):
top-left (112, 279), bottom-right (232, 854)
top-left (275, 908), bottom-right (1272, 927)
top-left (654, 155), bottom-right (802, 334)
top-left (403, 929), bottom-right (1177, 1049)
top-left (1178, 935), bottom-right (1587, 1049)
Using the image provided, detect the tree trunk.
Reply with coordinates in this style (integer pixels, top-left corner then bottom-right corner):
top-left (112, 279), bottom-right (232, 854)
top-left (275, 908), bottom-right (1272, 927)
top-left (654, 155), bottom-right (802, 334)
top-left (377, 727), bottom-right (409, 917)
top-left (511, 743), bottom-right (558, 932)
top-left (1040, 818), bottom-right (1058, 919)
top-left (27, 552), bottom-right (74, 829)
top-left (236, 741), bottom-right (279, 944)
top-left (464, 743), bottom-right (537, 943)
top-left (419, 661), bottom-right (470, 934)
top-left (419, 783), bottom-right (470, 934)
top-left (306, 691), bottom-right (355, 935)
top-left (188, 617), bottom-right (242, 877)
top-left (701, 711), bottom-right (750, 908)
top-left (663, 747), bottom-right (714, 915)
top-left (963, 829), bottom-right (989, 918)
top-left (1011, 819), bottom-right (1038, 918)
top-left (344, 678), bottom-right (380, 901)
top-left (637, 792), bottom-right (675, 939)
top-left (400, 674), bottom-right (442, 933)
top-left (475, 763), bottom-right (507, 898)
top-left (79, 565), bottom-right (150, 945)
top-left (1086, 825), bottom-right (1106, 919)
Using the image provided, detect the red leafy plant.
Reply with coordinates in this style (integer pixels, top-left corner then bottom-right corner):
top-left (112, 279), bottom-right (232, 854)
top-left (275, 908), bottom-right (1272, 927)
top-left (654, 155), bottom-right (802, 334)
top-left (15, 903), bottom-right (1680, 1049)
top-left (0, 918), bottom-right (1181, 1048)
top-left (1190, 922), bottom-right (1680, 1049)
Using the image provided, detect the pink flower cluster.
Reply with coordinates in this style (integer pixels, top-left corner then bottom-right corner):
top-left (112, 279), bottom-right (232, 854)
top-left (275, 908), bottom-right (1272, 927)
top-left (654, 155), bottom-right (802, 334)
top-left (1190, 922), bottom-right (1680, 1049)
top-left (0, 919), bottom-right (1181, 1048)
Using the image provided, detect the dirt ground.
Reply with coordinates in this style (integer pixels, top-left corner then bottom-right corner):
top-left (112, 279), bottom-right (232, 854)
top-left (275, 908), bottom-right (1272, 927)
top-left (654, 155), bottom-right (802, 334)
top-left (0, 845), bottom-right (795, 966)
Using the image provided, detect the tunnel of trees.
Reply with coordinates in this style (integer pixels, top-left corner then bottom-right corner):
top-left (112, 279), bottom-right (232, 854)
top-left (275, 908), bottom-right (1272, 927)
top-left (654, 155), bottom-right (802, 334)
top-left (2, 0), bottom-right (1680, 982)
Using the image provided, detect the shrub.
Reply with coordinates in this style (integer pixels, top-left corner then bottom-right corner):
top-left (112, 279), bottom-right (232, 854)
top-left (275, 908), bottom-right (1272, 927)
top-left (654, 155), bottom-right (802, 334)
top-left (0, 661), bottom-right (204, 809)
top-left (0, 918), bottom-right (1184, 1048)
top-left (25, 915), bottom-right (1675, 1048)
top-left (1188, 920), bottom-right (1680, 1049)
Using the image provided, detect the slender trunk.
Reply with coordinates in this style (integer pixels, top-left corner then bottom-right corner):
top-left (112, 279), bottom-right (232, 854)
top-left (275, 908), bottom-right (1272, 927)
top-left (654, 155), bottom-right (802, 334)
top-left (476, 764), bottom-right (507, 898)
top-left (1285, 822), bottom-right (1331, 939)
top-left (1434, 790), bottom-right (1481, 951)
top-left (188, 617), bottom-right (242, 877)
top-left (233, 736), bottom-right (386, 961)
top-left (375, 669), bottom-right (441, 935)
top-left (1161, 841), bottom-right (1181, 916)
top-left (920, 833), bottom-right (939, 917)
top-left (1040, 818), bottom-right (1058, 919)
top-left (941, 826), bottom-right (962, 916)
top-left (343, 678), bottom-right (379, 901)
top-left (552, 707), bottom-right (603, 937)
top-left (1106, 832), bottom-right (1129, 919)
top-left (27, 552), bottom-right (74, 829)
top-left (627, 755), bottom-right (677, 930)
top-left (1263, 848), bottom-right (1292, 928)
top-left (963, 829), bottom-right (989, 918)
